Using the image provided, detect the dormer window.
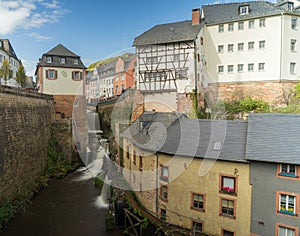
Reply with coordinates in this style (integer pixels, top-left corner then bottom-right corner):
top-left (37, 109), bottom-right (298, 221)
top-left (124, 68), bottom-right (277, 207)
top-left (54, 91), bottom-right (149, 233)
top-left (288, 2), bottom-right (294, 11)
top-left (60, 57), bottom-right (66, 64)
top-left (46, 56), bottom-right (52, 63)
top-left (74, 58), bottom-right (78, 65)
top-left (239, 4), bottom-right (250, 15)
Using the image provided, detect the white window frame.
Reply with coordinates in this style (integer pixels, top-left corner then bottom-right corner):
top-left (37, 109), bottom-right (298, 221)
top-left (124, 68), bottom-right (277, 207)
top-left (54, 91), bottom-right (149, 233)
top-left (291, 39), bottom-right (296, 52)
top-left (219, 24), bottom-right (224, 32)
top-left (259, 18), bottom-right (266, 27)
top-left (238, 21), bottom-right (244, 30)
top-left (228, 44), bottom-right (234, 52)
top-left (248, 63), bottom-right (254, 72)
top-left (46, 56), bottom-right (52, 63)
top-left (278, 226), bottom-right (296, 236)
top-left (238, 43), bottom-right (244, 51)
top-left (228, 23), bottom-right (234, 31)
top-left (290, 62), bottom-right (296, 75)
top-left (279, 194), bottom-right (296, 215)
top-left (259, 40), bottom-right (265, 49)
top-left (291, 18), bottom-right (297, 29)
top-left (258, 63), bottom-right (265, 71)
top-left (248, 42), bottom-right (254, 50)
top-left (218, 65), bottom-right (224, 73)
top-left (227, 65), bottom-right (233, 73)
top-left (238, 64), bottom-right (244, 72)
top-left (218, 45), bottom-right (224, 53)
top-left (280, 164), bottom-right (297, 177)
top-left (248, 20), bottom-right (255, 29)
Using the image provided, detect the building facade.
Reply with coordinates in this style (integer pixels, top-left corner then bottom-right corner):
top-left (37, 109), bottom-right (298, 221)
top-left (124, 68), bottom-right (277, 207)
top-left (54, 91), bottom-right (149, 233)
top-left (133, 9), bottom-right (202, 116)
top-left (0, 39), bottom-right (22, 86)
top-left (122, 112), bottom-right (252, 235)
top-left (246, 114), bottom-right (300, 236)
top-left (35, 44), bottom-right (86, 118)
top-left (201, 0), bottom-right (300, 106)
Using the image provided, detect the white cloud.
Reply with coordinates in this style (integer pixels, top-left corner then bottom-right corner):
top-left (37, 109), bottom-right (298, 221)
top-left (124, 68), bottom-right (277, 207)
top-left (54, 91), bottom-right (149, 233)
top-left (0, 0), bottom-right (65, 35)
top-left (27, 32), bottom-right (50, 41)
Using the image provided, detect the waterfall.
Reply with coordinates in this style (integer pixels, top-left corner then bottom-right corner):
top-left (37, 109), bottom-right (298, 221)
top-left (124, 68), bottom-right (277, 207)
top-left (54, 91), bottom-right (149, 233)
top-left (95, 175), bottom-right (112, 209)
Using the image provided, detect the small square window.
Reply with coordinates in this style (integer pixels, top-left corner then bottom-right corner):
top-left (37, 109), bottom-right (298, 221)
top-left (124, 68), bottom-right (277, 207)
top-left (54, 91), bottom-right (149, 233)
top-left (259, 18), bottom-right (266, 27)
top-left (192, 221), bottom-right (203, 233)
top-left (278, 193), bottom-right (296, 216)
top-left (228, 23), bottom-right (234, 31)
top-left (223, 229), bottom-right (234, 236)
top-left (219, 24), bottom-right (224, 32)
top-left (228, 44), bottom-right (234, 52)
top-left (248, 20), bottom-right (255, 29)
top-left (278, 225), bottom-right (296, 236)
top-left (258, 63), bottom-right (265, 71)
top-left (221, 199), bottom-right (235, 217)
top-left (238, 22), bottom-right (244, 30)
top-left (290, 62), bottom-right (296, 75)
top-left (259, 40), bottom-right (265, 49)
top-left (279, 164), bottom-right (297, 177)
top-left (238, 64), bottom-right (244, 72)
top-left (227, 65), bottom-right (233, 73)
top-left (238, 43), bottom-right (244, 51)
top-left (74, 58), bottom-right (79, 65)
top-left (160, 166), bottom-right (169, 181)
top-left (291, 39), bottom-right (297, 52)
top-left (160, 209), bottom-right (166, 220)
top-left (221, 176), bottom-right (236, 194)
top-left (60, 57), bottom-right (66, 64)
top-left (248, 63), bottom-right (254, 72)
top-left (191, 193), bottom-right (204, 210)
top-left (248, 42), bottom-right (254, 50)
top-left (46, 56), bottom-right (52, 63)
top-left (218, 65), bottom-right (224, 73)
top-left (291, 18), bottom-right (297, 29)
top-left (218, 45), bottom-right (224, 53)
top-left (160, 185), bottom-right (168, 201)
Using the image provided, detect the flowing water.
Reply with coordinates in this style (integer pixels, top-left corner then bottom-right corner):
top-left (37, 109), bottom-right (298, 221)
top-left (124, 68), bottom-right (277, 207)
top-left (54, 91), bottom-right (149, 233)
top-left (1, 167), bottom-right (122, 236)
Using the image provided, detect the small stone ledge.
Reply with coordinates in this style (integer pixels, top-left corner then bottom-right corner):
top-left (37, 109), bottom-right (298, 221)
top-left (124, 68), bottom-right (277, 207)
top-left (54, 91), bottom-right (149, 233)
top-left (0, 85), bottom-right (53, 100)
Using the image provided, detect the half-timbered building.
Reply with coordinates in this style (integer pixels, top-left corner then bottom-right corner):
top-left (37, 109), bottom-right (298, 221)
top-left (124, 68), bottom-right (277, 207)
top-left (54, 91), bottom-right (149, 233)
top-left (133, 9), bottom-right (202, 116)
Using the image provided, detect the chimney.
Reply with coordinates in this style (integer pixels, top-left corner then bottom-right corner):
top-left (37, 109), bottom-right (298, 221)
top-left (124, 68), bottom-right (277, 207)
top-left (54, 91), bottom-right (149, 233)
top-left (192, 8), bottom-right (200, 25)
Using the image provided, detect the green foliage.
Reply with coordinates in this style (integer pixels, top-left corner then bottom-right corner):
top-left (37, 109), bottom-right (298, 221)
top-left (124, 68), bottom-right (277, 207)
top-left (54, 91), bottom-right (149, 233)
top-left (212, 97), bottom-right (270, 116)
top-left (295, 82), bottom-right (300, 99)
top-left (46, 138), bottom-right (73, 178)
top-left (16, 64), bottom-right (26, 87)
top-left (226, 97), bottom-right (270, 113)
top-left (273, 82), bottom-right (300, 113)
top-left (105, 210), bottom-right (115, 230)
top-left (0, 58), bottom-right (13, 85)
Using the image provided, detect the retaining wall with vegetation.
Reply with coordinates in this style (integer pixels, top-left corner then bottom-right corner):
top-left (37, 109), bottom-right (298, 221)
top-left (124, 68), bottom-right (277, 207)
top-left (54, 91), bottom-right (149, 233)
top-left (0, 85), bottom-right (54, 201)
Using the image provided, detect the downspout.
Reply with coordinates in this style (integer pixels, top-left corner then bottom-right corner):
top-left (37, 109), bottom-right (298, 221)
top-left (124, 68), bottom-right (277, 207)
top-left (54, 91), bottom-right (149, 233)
top-left (280, 12), bottom-right (284, 81)
top-left (155, 153), bottom-right (159, 217)
top-left (194, 40), bottom-right (198, 114)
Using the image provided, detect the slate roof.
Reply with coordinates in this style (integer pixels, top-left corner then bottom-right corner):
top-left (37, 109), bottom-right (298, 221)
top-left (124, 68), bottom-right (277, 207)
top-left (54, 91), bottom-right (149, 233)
top-left (123, 112), bottom-right (247, 162)
top-left (202, 1), bottom-right (300, 25)
top-left (0, 39), bottom-right (19, 61)
top-left (36, 44), bottom-right (86, 69)
top-left (133, 20), bottom-right (201, 46)
top-left (45, 44), bottom-right (79, 57)
top-left (246, 113), bottom-right (300, 164)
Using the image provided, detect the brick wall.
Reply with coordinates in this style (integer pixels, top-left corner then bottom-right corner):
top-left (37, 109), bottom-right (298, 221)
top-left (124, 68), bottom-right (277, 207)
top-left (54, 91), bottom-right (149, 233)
top-left (0, 85), bottom-right (54, 200)
top-left (205, 81), bottom-right (297, 107)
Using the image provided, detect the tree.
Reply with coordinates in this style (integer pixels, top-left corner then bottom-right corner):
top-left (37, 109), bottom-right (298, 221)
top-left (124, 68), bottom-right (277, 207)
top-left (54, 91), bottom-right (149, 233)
top-left (0, 58), bottom-right (13, 85)
top-left (16, 64), bottom-right (26, 87)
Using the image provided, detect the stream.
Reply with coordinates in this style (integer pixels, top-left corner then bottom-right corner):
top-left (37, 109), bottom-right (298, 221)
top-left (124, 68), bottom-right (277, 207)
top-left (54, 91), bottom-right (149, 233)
top-left (1, 167), bottom-right (122, 236)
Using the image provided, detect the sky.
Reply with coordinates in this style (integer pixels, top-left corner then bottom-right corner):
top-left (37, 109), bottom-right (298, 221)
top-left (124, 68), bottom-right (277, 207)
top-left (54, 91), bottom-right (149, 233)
top-left (0, 0), bottom-right (272, 78)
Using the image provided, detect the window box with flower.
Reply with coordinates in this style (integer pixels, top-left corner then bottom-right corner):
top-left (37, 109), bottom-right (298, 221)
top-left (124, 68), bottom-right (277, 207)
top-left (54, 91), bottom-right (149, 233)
top-left (220, 187), bottom-right (236, 195)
